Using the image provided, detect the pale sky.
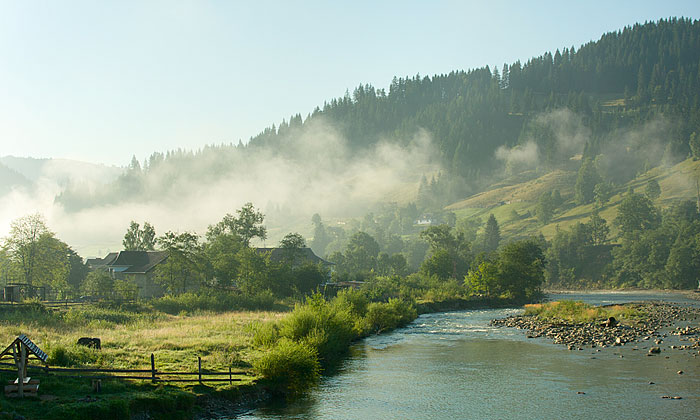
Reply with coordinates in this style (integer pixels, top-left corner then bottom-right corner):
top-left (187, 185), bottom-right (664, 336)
top-left (1, 1), bottom-right (699, 167)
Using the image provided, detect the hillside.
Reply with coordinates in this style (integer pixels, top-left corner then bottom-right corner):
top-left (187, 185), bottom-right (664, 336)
top-left (54, 18), bottom-right (700, 217)
top-left (0, 156), bottom-right (122, 185)
top-left (447, 158), bottom-right (700, 242)
top-left (4, 18), bottom-right (698, 277)
top-left (0, 162), bottom-right (30, 195)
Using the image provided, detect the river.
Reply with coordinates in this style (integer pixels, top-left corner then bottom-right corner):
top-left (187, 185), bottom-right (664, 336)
top-left (237, 292), bottom-right (700, 419)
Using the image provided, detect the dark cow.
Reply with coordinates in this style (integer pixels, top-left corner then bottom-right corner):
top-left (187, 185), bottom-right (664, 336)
top-left (77, 337), bottom-right (101, 349)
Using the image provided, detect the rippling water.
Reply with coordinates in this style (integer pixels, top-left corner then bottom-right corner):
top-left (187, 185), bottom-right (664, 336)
top-left (236, 293), bottom-right (700, 420)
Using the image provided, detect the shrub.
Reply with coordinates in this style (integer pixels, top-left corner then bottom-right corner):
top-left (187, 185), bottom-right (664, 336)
top-left (253, 338), bottom-right (320, 395)
top-left (47, 344), bottom-right (99, 367)
top-left (63, 306), bottom-right (138, 326)
top-left (422, 278), bottom-right (467, 302)
top-left (251, 321), bottom-right (279, 348)
top-left (278, 294), bottom-right (356, 366)
top-left (332, 288), bottom-right (369, 317)
top-left (363, 298), bottom-right (417, 334)
top-left (249, 289), bottom-right (276, 310)
top-left (149, 290), bottom-right (278, 314)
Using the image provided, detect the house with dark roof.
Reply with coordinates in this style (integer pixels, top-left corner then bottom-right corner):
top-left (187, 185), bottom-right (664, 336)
top-left (256, 247), bottom-right (333, 268)
top-left (256, 247), bottom-right (334, 277)
top-left (86, 252), bottom-right (119, 269)
top-left (88, 251), bottom-right (169, 298)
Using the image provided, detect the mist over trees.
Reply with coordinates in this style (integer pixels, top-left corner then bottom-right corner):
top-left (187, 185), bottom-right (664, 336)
top-left (3, 18), bottom-right (700, 297)
top-left (52, 18), bottom-right (700, 223)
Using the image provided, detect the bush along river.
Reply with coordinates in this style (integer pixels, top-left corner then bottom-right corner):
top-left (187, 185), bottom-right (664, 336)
top-left (234, 292), bottom-right (699, 420)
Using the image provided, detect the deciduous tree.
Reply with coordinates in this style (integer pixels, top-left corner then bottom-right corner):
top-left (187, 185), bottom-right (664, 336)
top-left (155, 231), bottom-right (203, 294)
top-left (614, 193), bottom-right (661, 235)
top-left (209, 203), bottom-right (267, 246)
top-left (122, 221), bottom-right (156, 251)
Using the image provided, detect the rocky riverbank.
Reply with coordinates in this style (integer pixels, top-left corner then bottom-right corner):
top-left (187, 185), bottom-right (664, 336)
top-left (491, 302), bottom-right (700, 353)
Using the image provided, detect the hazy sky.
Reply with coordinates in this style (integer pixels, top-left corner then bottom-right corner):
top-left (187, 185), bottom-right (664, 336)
top-left (2, 1), bottom-right (699, 167)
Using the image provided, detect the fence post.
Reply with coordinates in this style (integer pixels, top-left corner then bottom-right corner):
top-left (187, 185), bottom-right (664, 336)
top-left (198, 356), bottom-right (202, 384)
top-left (229, 367), bottom-right (232, 385)
top-left (151, 353), bottom-right (156, 383)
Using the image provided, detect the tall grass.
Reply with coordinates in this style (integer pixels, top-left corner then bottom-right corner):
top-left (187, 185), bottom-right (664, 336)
top-left (524, 300), bottom-right (643, 323)
top-left (251, 292), bottom-right (418, 395)
top-left (149, 290), bottom-right (278, 314)
top-left (361, 298), bottom-right (417, 334)
top-left (278, 294), bottom-right (356, 366)
top-left (0, 302), bottom-right (282, 372)
top-left (252, 338), bottom-right (320, 396)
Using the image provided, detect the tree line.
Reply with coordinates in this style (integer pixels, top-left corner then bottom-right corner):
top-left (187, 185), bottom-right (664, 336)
top-left (546, 188), bottom-right (700, 289)
top-left (1, 203), bottom-right (546, 303)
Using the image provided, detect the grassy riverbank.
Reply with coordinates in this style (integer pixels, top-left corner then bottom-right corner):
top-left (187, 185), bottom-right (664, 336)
top-left (524, 300), bottom-right (644, 324)
top-left (0, 291), bottom-right (532, 419)
top-left (0, 300), bottom-right (284, 419)
top-left (494, 300), bottom-right (700, 352)
top-left (0, 292), bottom-right (417, 419)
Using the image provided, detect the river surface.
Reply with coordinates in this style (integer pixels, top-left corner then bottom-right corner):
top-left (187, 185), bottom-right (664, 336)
top-left (237, 292), bottom-right (700, 420)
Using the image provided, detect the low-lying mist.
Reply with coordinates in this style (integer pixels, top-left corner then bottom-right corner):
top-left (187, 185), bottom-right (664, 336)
top-left (1, 119), bottom-right (441, 256)
top-left (494, 109), bottom-right (690, 187)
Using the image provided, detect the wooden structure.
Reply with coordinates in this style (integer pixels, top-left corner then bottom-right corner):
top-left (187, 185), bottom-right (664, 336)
top-left (0, 353), bottom-right (246, 385)
top-left (3, 283), bottom-right (47, 302)
top-left (0, 334), bottom-right (48, 398)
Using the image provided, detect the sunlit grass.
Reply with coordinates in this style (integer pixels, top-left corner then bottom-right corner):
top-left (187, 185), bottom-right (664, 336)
top-left (450, 158), bottom-right (700, 242)
top-left (524, 300), bottom-right (644, 323)
top-left (0, 304), bottom-right (286, 376)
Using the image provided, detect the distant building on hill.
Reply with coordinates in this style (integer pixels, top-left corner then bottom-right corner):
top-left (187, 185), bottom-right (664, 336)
top-left (415, 214), bottom-right (437, 225)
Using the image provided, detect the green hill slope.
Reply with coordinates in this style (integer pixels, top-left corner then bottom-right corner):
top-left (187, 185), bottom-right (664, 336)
top-left (448, 158), bottom-right (700, 242)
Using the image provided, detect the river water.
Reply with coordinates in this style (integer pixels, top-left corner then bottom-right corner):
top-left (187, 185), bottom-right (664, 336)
top-left (237, 292), bottom-right (700, 420)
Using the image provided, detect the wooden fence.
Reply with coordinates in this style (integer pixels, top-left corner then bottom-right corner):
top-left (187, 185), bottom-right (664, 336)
top-left (0, 354), bottom-right (248, 385)
top-left (0, 298), bottom-right (137, 309)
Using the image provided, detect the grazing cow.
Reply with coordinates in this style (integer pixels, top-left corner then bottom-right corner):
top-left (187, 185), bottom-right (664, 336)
top-left (77, 337), bottom-right (101, 349)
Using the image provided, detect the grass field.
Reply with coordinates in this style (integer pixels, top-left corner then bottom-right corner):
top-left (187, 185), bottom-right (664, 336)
top-left (0, 304), bottom-right (286, 374)
top-left (0, 302), bottom-right (293, 419)
top-left (448, 157), bottom-right (700, 242)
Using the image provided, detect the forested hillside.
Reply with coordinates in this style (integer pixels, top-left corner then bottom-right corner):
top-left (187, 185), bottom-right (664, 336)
top-left (57, 18), bottom-right (700, 213)
top-left (0, 162), bottom-right (29, 196)
top-left (5, 18), bottom-right (700, 295)
top-left (254, 17), bottom-right (700, 180)
top-left (46, 18), bottom-right (700, 291)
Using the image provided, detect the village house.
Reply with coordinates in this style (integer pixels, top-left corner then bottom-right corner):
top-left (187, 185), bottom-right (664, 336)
top-left (255, 247), bottom-right (335, 279)
top-left (87, 250), bottom-right (168, 299)
top-left (256, 247), bottom-right (332, 267)
top-left (87, 247), bottom-right (333, 299)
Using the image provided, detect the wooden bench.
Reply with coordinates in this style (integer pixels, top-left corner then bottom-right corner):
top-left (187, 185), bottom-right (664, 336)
top-left (4, 379), bottom-right (39, 397)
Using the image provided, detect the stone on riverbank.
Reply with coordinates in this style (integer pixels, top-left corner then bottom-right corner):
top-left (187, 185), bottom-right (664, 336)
top-left (491, 302), bottom-right (700, 351)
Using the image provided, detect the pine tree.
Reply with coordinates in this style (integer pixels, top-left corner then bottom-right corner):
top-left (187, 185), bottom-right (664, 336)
top-left (575, 159), bottom-right (602, 205)
top-left (645, 179), bottom-right (661, 201)
top-left (483, 214), bottom-right (501, 252)
top-left (536, 192), bottom-right (555, 225)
